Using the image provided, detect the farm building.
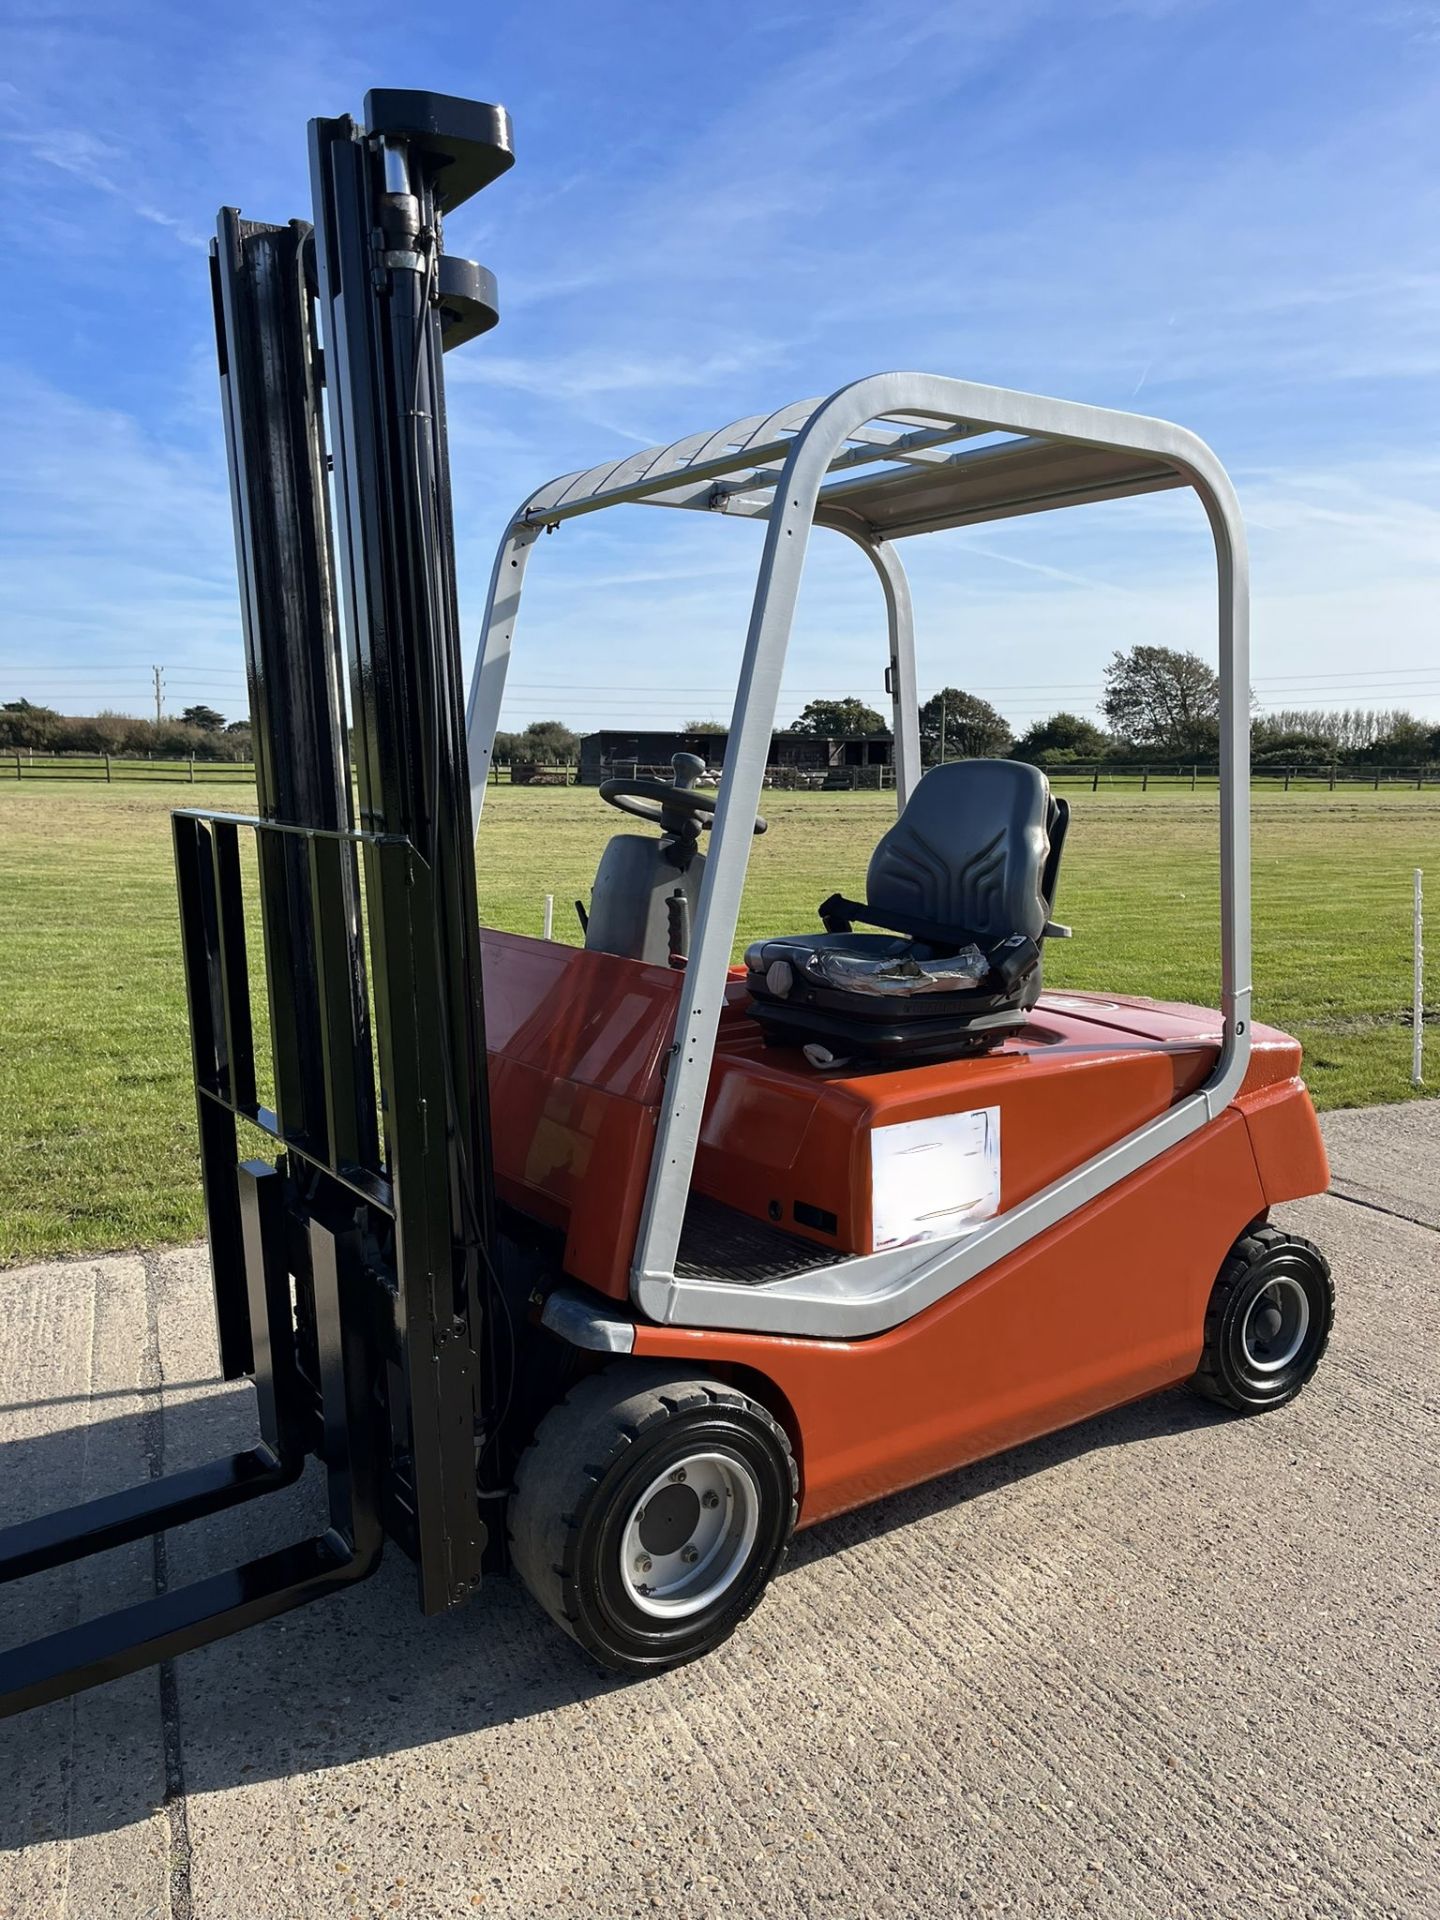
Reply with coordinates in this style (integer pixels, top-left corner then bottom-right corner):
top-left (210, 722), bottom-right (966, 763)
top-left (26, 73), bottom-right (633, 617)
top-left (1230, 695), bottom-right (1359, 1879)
top-left (577, 728), bottom-right (894, 786)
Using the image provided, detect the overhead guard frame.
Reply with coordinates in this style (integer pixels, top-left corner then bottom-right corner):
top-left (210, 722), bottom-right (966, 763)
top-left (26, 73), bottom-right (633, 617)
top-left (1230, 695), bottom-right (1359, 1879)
top-left (465, 374), bottom-right (1251, 1341)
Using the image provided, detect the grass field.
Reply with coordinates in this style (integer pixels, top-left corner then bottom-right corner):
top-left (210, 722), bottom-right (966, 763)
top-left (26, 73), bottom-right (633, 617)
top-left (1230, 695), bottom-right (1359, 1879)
top-left (1, 776), bottom-right (1434, 1264)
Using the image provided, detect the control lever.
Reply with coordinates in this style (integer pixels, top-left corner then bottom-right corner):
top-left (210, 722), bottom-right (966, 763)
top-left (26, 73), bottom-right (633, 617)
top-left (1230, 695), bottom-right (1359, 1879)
top-left (659, 752), bottom-right (707, 869)
top-left (666, 886), bottom-right (691, 968)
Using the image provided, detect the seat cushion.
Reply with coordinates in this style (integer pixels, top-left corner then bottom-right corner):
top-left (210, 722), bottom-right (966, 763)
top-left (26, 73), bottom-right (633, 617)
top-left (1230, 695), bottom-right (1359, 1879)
top-left (744, 925), bottom-right (1037, 1039)
top-left (743, 931), bottom-right (920, 973)
top-left (746, 929), bottom-right (995, 1002)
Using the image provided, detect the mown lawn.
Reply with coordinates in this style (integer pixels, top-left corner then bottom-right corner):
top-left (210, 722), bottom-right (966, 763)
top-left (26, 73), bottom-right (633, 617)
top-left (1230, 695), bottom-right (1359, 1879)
top-left (0, 776), bottom-right (1434, 1263)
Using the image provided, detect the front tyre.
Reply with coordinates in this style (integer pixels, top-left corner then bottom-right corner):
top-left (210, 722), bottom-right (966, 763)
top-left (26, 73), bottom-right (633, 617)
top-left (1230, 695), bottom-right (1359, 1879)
top-left (509, 1362), bottom-right (797, 1673)
top-left (1190, 1226), bottom-right (1333, 1413)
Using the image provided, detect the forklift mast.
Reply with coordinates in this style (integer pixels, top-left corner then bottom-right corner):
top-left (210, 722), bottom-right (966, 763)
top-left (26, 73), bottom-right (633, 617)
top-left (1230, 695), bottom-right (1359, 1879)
top-left (0, 90), bottom-right (512, 1715)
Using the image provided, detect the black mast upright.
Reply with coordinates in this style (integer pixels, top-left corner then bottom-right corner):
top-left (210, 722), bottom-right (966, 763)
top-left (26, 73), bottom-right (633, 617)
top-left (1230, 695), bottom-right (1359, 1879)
top-left (307, 92), bottom-right (513, 1610)
top-left (208, 211), bottom-right (376, 1381)
top-left (0, 90), bottom-right (516, 1717)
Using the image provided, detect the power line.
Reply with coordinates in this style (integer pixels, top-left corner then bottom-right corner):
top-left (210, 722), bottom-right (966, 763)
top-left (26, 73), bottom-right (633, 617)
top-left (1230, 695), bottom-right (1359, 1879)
top-left (0, 665), bottom-right (251, 679)
top-left (499, 666), bottom-right (1440, 692)
top-left (12, 661), bottom-right (1440, 691)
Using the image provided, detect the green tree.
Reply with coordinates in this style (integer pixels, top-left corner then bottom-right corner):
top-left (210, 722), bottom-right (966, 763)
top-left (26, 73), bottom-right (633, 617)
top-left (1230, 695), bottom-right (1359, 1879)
top-left (918, 688), bottom-right (1013, 764)
top-left (0, 699), bottom-right (62, 750)
top-left (1014, 711), bottom-right (1110, 763)
top-left (519, 719), bottom-right (579, 764)
top-left (1101, 646), bottom-right (1225, 757)
top-left (791, 696), bottom-right (887, 737)
top-left (180, 703), bottom-right (226, 733)
top-left (156, 721), bottom-right (209, 759)
top-left (1250, 728), bottom-right (1337, 767)
top-left (684, 719), bottom-right (729, 733)
top-left (1368, 713), bottom-right (1435, 762)
top-left (89, 710), bottom-right (150, 754)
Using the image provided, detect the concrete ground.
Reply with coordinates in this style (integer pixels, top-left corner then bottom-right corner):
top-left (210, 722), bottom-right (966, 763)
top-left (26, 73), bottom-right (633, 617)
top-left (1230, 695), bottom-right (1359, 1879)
top-left (1, 1106), bottom-right (1437, 1920)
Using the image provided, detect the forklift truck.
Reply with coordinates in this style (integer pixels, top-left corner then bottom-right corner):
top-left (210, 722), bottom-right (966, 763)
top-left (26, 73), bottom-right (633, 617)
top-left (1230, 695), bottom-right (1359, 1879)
top-left (0, 88), bottom-right (1333, 1712)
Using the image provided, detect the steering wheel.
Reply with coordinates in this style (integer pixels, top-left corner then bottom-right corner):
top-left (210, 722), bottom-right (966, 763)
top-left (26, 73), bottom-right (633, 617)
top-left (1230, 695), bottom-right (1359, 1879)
top-left (599, 759), bottom-right (767, 836)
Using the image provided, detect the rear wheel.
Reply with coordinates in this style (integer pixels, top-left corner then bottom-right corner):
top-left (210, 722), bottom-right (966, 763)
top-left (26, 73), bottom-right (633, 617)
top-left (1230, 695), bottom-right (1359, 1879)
top-left (1191, 1226), bottom-right (1333, 1412)
top-left (509, 1362), bottom-right (797, 1672)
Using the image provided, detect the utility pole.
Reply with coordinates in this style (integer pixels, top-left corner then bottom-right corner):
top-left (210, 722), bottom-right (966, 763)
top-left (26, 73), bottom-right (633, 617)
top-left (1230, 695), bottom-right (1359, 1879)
top-left (153, 665), bottom-right (164, 725)
top-left (939, 692), bottom-right (947, 765)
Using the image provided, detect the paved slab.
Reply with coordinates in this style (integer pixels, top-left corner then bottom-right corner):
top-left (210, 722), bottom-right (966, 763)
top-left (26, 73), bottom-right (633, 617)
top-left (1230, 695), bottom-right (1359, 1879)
top-left (1320, 1100), bottom-right (1440, 1231)
top-left (2, 1105), bottom-right (1438, 1919)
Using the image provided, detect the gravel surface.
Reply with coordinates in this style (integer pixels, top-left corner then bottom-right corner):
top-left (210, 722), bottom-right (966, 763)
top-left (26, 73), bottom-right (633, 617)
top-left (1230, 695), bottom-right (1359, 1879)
top-left (2, 1104), bottom-right (1437, 1919)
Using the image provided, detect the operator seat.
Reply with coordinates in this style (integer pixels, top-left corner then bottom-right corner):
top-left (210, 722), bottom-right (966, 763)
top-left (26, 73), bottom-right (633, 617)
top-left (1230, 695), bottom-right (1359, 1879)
top-left (743, 759), bottom-right (1069, 1063)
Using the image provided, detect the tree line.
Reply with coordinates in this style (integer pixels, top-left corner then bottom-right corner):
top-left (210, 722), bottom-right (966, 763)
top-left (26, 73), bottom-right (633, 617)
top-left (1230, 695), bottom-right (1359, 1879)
top-left (786, 649), bottom-right (1440, 767)
top-left (7, 648), bottom-right (1436, 769)
top-left (0, 699), bottom-right (253, 762)
top-left (0, 697), bottom-right (573, 768)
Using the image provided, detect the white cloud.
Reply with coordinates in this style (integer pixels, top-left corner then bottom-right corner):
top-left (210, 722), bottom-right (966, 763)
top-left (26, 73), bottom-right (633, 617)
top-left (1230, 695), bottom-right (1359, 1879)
top-left (0, 117), bottom-right (208, 249)
top-left (2, 0), bottom-right (1438, 740)
top-left (0, 372), bottom-right (242, 711)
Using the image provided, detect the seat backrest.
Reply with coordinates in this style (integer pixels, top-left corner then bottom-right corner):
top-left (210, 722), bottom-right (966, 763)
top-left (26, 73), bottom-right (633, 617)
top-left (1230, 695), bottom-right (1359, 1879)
top-left (865, 759), bottom-right (1055, 943)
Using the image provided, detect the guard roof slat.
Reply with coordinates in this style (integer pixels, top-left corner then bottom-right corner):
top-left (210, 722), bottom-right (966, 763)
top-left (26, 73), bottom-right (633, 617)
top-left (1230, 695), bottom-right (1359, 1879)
top-left (514, 385), bottom-right (1190, 531)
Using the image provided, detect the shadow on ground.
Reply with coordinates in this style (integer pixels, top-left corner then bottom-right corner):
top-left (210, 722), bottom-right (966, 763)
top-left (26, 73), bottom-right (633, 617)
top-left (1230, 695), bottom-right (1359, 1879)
top-left (0, 1377), bottom-right (1230, 1851)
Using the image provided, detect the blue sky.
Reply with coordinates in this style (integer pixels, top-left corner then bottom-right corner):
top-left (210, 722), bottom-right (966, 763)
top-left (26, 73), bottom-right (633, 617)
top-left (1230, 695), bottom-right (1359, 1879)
top-left (2, 0), bottom-right (1437, 737)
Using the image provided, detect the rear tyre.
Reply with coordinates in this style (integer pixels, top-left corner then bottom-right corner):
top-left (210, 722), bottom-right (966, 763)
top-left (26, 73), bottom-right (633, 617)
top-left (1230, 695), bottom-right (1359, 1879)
top-left (1190, 1226), bottom-right (1333, 1413)
top-left (509, 1362), bottom-right (797, 1673)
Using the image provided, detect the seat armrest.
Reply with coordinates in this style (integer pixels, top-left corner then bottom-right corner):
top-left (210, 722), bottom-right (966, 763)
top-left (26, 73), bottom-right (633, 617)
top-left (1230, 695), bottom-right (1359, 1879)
top-left (817, 892), bottom-right (855, 934)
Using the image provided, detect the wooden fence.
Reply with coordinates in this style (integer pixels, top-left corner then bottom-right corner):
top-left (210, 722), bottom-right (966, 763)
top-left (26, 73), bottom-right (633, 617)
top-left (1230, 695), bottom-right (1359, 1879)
top-left (5, 751), bottom-right (1436, 793)
top-left (5, 752), bottom-right (255, 783)
top-left (1049, 761), bottom-right (1437, 792)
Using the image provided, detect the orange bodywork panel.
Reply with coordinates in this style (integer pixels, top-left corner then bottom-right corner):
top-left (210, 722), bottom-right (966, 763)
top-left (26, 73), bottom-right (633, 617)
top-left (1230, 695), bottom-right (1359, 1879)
top-left (482, 929), bottom-right (1329, 1530)
top-left (638, 1078), bottom-right (1325, 1528)
top-left (1239, 1073), bottom-right (1330, 1202)
top-left (634, 1105), bottom-right (1268, 1525)
top-left (482, 929), bottom-right (1323, 1297)
top-left (481, 933), bottom-right (678, 1292)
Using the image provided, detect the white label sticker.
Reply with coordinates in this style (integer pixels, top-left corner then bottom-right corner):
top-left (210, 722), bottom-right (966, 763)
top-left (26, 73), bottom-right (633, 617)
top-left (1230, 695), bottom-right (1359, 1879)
top-left (870, 1106), bottom-right (1001, 1252)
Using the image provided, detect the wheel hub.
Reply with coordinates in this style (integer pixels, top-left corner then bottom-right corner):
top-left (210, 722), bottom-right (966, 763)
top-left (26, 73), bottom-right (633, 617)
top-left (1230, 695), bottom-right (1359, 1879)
top-left (619, 1451), bottom-right (760, 1619)
top-left (1240, 1274), bottom-right (1311, 1373)
top-left (637, 1483), bottom-right (701, 1557)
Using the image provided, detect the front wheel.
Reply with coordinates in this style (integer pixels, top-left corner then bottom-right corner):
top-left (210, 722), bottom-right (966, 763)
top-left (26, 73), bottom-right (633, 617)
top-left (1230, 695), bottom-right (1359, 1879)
top-left (509, 1362), bottom-right (797, 1673)
top-left (1190, 1226), bottom-right (1333, 1412)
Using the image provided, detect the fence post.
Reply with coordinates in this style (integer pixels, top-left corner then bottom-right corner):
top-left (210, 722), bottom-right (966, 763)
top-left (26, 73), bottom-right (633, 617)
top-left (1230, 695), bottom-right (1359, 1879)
top-left (1329, 763), bottom-right (1336, 791)
top-left (104, 753), bottom-right (112, 784)
top-left (188, 755), bottom-right (195, 784)
top-left (1373, 766), bottom-right (1381, 791)
top-left (1283, 767), bottom-right (1291, 793)
top-left (1190, 764), bottom-right (1197, 792)
top-left (1141, 764), bottom-right (1149, 792)
top-left (1091, 764), bottom-right (1100, 793)
top-left (12, 750), bottom-right (19, 782)
top-left (1417, 766), bottom-right (1424, 792)
top-left (1415, 869), bottom-right (1425, 1088)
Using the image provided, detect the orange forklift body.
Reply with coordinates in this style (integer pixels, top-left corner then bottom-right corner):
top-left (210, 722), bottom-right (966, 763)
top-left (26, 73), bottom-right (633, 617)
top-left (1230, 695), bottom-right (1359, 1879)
top-left (483, 929), bottom-right (1328, 1526)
